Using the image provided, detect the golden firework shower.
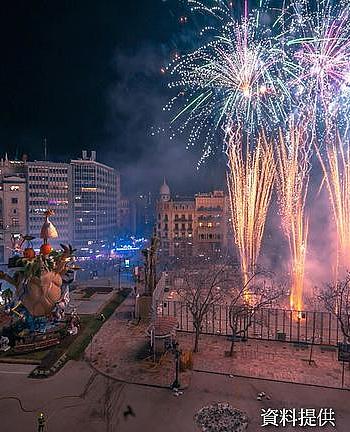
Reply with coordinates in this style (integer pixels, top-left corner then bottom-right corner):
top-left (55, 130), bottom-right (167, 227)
top-left (317, 135), bottom-right (350, 278)
top-left (226, 126), bottom-right (275, 297)
top-left (275, 124), bottom-right (310, 312)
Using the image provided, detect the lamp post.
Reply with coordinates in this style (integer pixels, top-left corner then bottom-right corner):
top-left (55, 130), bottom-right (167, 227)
top-left (117, 259), bottom-right (121, 291)
top-left (171, 342), bottom-right (181, 390)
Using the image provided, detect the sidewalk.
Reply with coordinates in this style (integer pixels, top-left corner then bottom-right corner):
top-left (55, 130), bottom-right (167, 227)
top-left (177, 332), bottom-right (350, 390)
top-left (85, 296), bottom-right (349, 391)
top-left (86, 295), bottom-right (191, 389)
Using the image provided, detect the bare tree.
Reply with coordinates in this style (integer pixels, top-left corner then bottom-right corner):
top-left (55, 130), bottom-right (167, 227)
top-left (176, 260), bottom-right (238, 353)
top-left (227, 271), bottom-right (286, 357)
top-left (319, 274), bottom-right (350, 343)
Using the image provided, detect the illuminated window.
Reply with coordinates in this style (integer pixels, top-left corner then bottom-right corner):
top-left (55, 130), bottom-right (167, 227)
top-left (208, 222), bottom-right (213, 228)
top-left (10, 186), bottom-right (19, 191)
top-left (11, 218), bottom-right (19, 227)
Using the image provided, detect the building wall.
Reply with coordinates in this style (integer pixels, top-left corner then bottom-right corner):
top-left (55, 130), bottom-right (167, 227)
top-left (71, 151), bottom-right (120, 255)
top-left (156, 198), bottom-right (195, 257)
top-left (26, 162), bottom-right (73, 248)
top-left (194, 191), bottom-right (227, 256)
top-left (119, 198), bottom-right (136, 235)
top-left (0, 175), bottom-right (27, 264)
top-left (135, 192), bottom-right (154, 237)
top-left (156, 189), bottom-right (230, 259)
top-left (0, 153), bottom-right (121, 258)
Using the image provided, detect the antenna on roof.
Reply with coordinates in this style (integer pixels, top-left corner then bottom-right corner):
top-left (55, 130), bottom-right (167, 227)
top-left (43, 137), bottom-right (47, 161)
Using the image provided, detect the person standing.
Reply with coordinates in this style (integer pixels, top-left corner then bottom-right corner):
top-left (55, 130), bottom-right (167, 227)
top-left (37, 413), bottom-right (45, 432)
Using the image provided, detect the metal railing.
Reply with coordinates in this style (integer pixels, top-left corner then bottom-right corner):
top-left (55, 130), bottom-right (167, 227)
top-left (156, 300), bottom-right (342, 346)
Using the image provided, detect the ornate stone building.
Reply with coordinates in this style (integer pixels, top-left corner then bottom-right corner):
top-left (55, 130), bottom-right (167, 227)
top-left (156, 179), bottom-right (230, 258)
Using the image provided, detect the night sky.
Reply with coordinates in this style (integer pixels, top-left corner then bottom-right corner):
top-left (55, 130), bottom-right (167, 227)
top-left (0, 0), bottom-right (225, 195)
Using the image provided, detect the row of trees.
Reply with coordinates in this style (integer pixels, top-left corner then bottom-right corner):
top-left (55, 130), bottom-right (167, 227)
top-left (173, 259), bottom-right (286, 353)
top-left (170, 258), bottom-right (350, 353)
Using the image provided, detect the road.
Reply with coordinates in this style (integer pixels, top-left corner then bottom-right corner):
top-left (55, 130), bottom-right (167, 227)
top-left (0, 360), bottom-right (348, 431)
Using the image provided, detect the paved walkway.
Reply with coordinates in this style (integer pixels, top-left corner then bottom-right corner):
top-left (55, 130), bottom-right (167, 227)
top-left (70, 290), bottom-right (115, 315)
top-left (177, 333), bottom-right (350, 390)
top-left (86, 295), bottom-right (349, 391)
top-left (86, 295), bottom-right (191, 388)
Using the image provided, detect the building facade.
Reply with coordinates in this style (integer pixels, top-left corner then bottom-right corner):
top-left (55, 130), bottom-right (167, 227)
top-left (135, 192), bottom-right (154, 237)
top-left (26, 161), bottom-right (73, 248)
top-left (119, 197), bottom-right (136, 235)
top-left (0, 171), bottom-right (27, 264)
top-left (156, 179), bottom-right (230, 258)
top-left (71, 151), bottom-right (120, 255)
top-left (0, 152), bottom-right (121, 259)
top-left (194, 190), bottom-right (229, 256)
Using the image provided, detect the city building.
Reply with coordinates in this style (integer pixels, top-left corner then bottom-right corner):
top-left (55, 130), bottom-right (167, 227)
top-left (71, 151), bottom-right (120, 255)
top-left (26, 161), bottom-right (73, 249)
top-left (119, 197), bottom-right (136, 235)
top-left (156, 179), bottom-right (230, 258)
top-left (0, 167), bottom-right (27, 264)
top-left (195, 190), bottom-right (229, 256)
top-left (0, 157), bottom-right (73, 250)
top-left (135, 192), bottom-right (155, 237)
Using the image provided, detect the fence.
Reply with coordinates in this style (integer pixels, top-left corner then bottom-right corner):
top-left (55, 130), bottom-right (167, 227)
top-left (156, 300), bottom-right (343, 346)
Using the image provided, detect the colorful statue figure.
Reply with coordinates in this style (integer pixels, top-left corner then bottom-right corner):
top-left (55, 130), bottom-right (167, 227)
top-left (0, 209), bottom-right (76, 318)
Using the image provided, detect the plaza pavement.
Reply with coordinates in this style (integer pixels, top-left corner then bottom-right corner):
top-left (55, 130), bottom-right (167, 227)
top-left (0, 292), bottom-right (349, 431)
top-left (87, 293), bottom-right (350, 390)
top-left (70, 291), bottom-right (115, 315)
top-left (179, 333), bottom-right (350, 390)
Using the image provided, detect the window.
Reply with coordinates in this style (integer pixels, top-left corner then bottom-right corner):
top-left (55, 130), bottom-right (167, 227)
top-left (11, 198), bottom-right (18, 204)
top-left (11, 218), bottom-right (19, 227)
top-left (10, 186), bottom-right (19, 191)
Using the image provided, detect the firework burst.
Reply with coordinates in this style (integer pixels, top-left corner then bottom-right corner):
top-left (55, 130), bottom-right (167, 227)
top-left (285, 0), bottom-right (350, 137)
top-left (164, 0), bottom-right (294, 162)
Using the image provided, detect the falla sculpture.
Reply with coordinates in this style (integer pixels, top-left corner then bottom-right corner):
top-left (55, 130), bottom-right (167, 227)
top-left (0, 209), bottom-right (78, 319)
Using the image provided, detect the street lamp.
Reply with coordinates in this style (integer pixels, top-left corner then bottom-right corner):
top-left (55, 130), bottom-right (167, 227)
top-left (170, 342), bottom-right (181, 390)
top-left (116, 258), bottom-right (122, 291)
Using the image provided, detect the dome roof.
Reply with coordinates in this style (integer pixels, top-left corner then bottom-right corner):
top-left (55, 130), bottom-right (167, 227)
top-left (160, 178), bottom-right (170, 196)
